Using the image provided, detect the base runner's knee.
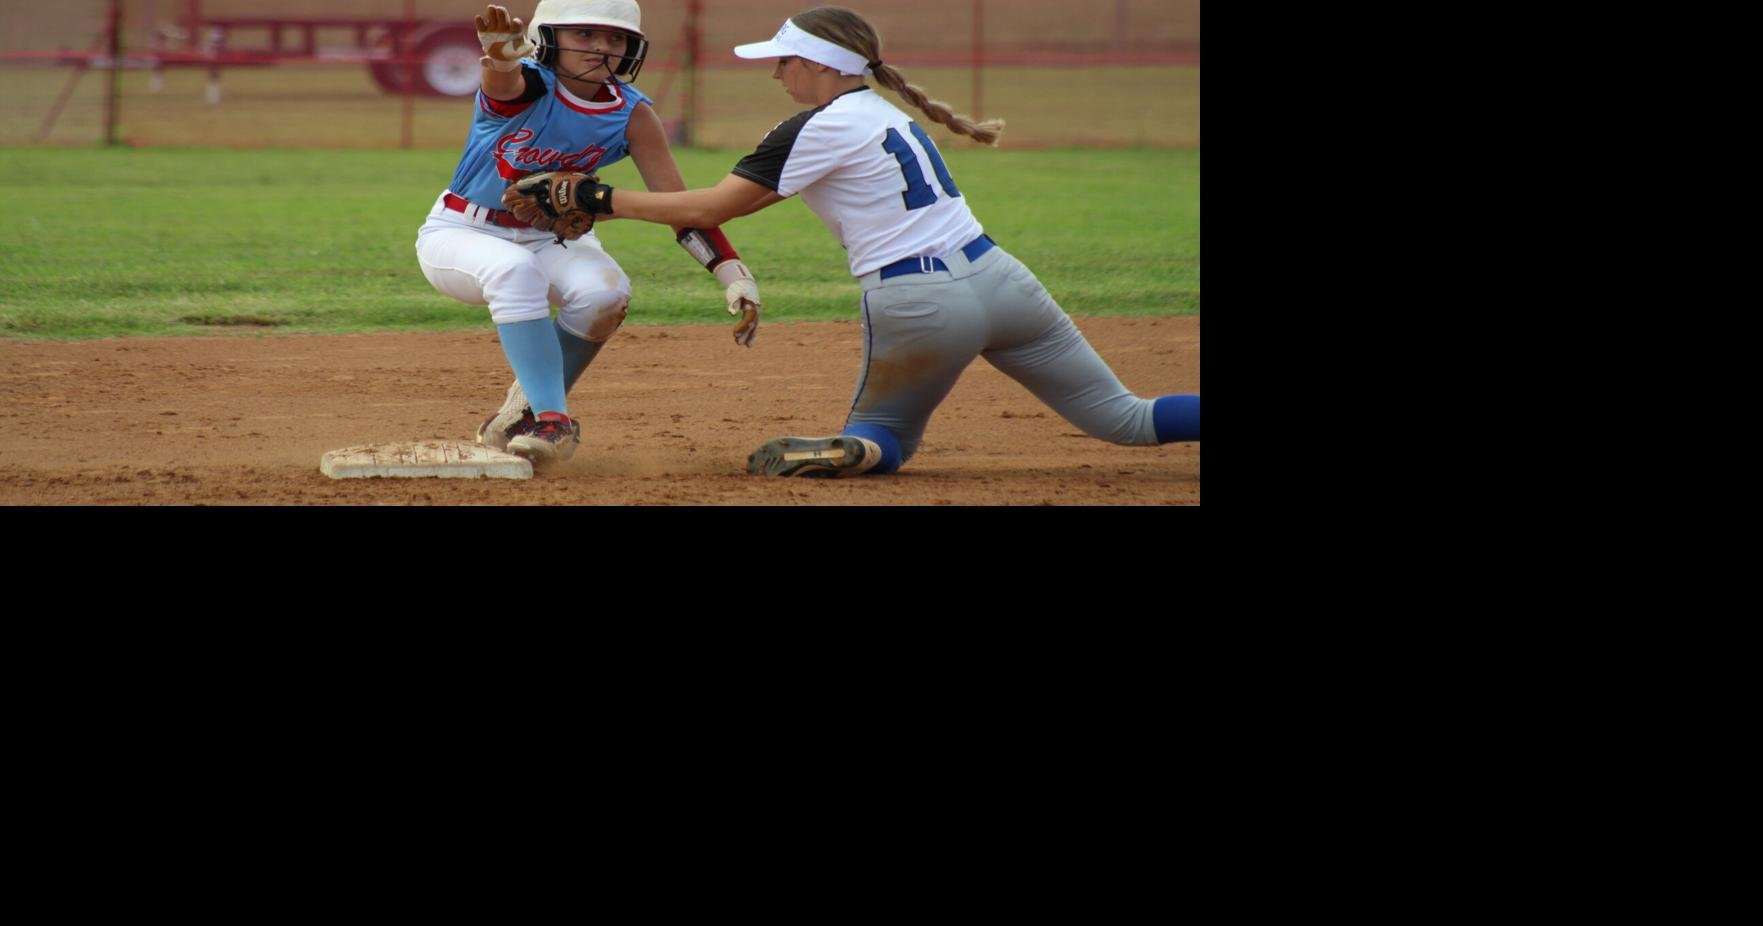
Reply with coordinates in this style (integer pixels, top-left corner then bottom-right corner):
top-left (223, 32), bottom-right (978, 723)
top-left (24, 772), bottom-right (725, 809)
top-left (558, 292), bottom-right (630, 342)
top-left (585, 298), bottom-right (629, 341)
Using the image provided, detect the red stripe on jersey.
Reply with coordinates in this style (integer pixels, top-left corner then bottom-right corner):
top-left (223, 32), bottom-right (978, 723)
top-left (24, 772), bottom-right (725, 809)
top-left (557, 81), bottom-right (626, 115)
top-left (479, 91), bottom-right (536, 118)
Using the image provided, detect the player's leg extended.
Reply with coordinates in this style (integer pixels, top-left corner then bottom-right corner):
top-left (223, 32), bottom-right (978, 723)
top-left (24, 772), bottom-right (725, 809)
top-left (415, 224), bottom-right (570, 419)
top-left (748, 281), bottom-right (985, 477)
top-left (843, 281), bottom-right (988, 472)
top-left (461, 235), bottom-right (631, 451)
top-left (976, 249), bottom-right (1199, 445)
top-left (535, 231), bottom-right (633, 393)
top-left (778, 280), bottom-right (988, 477)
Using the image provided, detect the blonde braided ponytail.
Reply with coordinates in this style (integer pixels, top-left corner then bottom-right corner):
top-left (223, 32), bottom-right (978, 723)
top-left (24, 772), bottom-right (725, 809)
top-left (791, 7), bottom-right (1005, 145)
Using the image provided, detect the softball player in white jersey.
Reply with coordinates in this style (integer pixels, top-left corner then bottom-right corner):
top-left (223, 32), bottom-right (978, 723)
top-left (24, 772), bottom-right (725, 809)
top-left (580, 5), bottom-right (1200, 476)
top-left (415, 1), bottom-right (761, 466)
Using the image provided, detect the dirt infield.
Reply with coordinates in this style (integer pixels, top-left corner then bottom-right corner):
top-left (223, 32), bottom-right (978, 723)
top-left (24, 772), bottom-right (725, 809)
top-left (0, 316), bottom-right (1198, 505)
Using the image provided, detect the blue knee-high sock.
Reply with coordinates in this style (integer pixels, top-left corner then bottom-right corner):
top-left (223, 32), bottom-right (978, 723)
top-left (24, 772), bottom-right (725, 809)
top-left (556, 318), bottom-right (607, 394)
top-left (842, 423), bottom-right (903, 475)
top-left (1153, 394), bottom-right (1200, 443)
top-left (496, 318), bottom-right (568, 417)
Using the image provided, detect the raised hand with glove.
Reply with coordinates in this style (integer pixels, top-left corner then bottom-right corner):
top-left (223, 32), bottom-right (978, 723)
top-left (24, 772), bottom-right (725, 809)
top-left (475, 4), bottom-right (535, 72)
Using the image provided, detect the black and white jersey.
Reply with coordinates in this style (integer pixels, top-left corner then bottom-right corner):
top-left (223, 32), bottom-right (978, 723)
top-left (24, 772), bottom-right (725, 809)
top-left (734, 87), bottom-right (985, 277)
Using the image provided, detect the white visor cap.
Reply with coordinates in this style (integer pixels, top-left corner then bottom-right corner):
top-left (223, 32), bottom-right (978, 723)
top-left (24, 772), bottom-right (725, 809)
top-left (733, 19), bottom-right (870, 76)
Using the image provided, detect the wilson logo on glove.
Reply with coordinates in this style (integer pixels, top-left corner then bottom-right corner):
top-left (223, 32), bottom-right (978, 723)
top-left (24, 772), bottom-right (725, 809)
top-left (501, 171), bottom-right (614, 244)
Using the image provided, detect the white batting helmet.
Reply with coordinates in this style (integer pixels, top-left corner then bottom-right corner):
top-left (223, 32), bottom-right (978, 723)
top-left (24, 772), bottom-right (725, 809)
top-left (528, 0), bottom-right (650, 80)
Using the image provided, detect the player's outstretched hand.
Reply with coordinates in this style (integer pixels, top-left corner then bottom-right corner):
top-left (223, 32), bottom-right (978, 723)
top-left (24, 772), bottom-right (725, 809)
top-left (714, 259), bottom-right (761, 348)
top-left (476, 5), bottom-right (534, 72)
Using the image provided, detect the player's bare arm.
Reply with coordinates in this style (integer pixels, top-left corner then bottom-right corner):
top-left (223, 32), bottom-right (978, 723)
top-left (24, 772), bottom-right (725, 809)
top-left (624, 102), bottom-right (689, 235)
top-left (604, 174), bottom-right (783, 228)
top-left (619, 104), bottom-right (766, 346)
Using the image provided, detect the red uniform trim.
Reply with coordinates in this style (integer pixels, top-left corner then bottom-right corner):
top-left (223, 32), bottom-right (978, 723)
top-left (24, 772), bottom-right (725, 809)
top-left (442, 192), bottom-right (532, 229)
top-left (557, 81), bottom-right (626, 114)
top-left (479, 90), bottom-right (537, 118)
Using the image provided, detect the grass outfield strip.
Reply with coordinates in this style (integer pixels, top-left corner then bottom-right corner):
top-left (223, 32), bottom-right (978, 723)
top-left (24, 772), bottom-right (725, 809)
top-left (0, 146), bottom-right (1197, 340)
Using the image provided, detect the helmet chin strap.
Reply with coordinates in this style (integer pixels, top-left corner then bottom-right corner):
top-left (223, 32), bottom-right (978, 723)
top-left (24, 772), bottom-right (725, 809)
top-left (554, 51), bottom-right (618, 83)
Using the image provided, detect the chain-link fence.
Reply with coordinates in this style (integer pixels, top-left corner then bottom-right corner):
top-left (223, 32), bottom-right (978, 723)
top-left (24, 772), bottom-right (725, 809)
top-left (2, 0), bottom-right (1199, 149)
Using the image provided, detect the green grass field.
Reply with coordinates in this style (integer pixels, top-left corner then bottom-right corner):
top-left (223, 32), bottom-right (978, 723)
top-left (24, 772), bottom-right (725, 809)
top-left (0, 145), bottom-right (1198, 340)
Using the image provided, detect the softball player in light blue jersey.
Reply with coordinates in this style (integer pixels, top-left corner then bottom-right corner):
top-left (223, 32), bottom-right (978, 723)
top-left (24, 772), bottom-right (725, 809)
top-left (574, 5), bottom-right (1200, 477)
top-left (415, 1), bottom-right (761, 467)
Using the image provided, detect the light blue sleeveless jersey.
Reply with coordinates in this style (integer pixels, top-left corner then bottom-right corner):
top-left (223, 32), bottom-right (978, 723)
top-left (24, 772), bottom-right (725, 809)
top-left (445, 64), bottom-right (652, 211)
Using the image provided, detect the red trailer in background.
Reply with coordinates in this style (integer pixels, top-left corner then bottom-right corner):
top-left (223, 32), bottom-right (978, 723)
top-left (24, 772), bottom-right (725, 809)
top-left (5, 0), bottom-right (692, 144)
top-left (163, 0), bottom-right (485, 98)
top-left (3, 6), bottom-right (485, 98)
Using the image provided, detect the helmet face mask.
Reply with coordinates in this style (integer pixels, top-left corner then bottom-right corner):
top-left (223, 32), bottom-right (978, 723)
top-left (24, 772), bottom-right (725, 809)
top-left (527, 0), bottom-right (649, 82)
top-left (536, 25), bottom-right (650, 82)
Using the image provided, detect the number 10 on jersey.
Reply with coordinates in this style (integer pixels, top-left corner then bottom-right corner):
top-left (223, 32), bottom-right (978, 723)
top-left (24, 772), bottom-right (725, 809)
top-left (882, 122), bottom-right (962, 210)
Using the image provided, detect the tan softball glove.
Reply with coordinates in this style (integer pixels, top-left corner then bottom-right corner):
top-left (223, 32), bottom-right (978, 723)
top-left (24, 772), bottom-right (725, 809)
top-left (501, 171), bottom-right (613, 242)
